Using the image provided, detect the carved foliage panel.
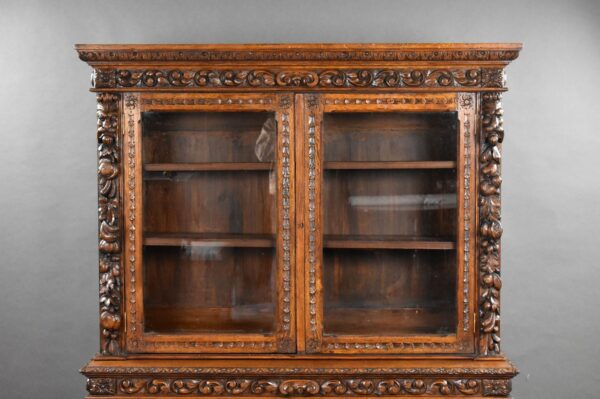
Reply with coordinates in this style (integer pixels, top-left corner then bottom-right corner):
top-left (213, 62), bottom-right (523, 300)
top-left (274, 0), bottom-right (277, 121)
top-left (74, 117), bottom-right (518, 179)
top-left (479, 93), bottom-right (504, 355)
top-left (86, 376), bottom-right (512, 397)
top-left (97, 93), bottom-right (123, 355)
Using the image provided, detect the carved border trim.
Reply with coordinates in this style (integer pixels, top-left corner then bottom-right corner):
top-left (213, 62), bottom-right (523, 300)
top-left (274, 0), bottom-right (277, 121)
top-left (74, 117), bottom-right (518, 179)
top-left (86, 377), bottom-right (512, 397)
top-left (479, 93), bottom-right (503, 355)
top-left (97, 93), bottom-right (123, 355)
top-left (278, 95), bottom-right (293, 351)
top-left (305, 96), bottom-right (320, 352)
top-left (78, 48), bottom-right (520, 63)
top-left (92, 68), bottom-right (506, 89)
top-left (459, 93), bottom-right (474, 332)
top-left (124, 95), bottom-right (138, 346)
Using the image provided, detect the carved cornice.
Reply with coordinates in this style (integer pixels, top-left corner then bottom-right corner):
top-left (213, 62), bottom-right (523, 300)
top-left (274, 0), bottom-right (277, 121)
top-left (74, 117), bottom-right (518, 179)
top-left (90, 68), bottom-right (506, 90)
top-left (479, 93), bottom-right (504, 355)
top-left (96, 93), bottom-right (123, 355)
top-left (76, 45), bottom-right (520, 63)
top-left (85, 376), bottom-right (513, 397)
top-left (82, 366), bottom-right (517, 377)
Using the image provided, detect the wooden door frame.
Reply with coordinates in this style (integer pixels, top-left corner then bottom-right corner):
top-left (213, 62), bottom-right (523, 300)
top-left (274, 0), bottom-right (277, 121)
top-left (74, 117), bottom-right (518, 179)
top-left (122, 92), bottom-right (296, 353)
top-left (296, 92), bottom-right (478, 354)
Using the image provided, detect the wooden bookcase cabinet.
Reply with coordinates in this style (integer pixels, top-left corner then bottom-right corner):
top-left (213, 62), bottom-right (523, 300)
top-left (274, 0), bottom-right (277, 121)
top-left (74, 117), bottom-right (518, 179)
top-left (77, 43), bottom-right (521, 398)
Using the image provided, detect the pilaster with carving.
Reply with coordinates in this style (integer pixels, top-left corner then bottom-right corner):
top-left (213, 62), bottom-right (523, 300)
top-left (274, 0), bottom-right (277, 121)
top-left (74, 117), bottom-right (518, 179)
top-left (96, 93), bottom-right (123, 355)
top-left (479, 93), bottom-right (504, 355)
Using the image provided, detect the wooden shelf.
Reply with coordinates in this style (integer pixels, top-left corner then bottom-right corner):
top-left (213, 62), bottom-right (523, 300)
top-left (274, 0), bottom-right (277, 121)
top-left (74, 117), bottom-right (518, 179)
top-left (145, 305), bottom-right (275, 334)
top-left (323, 235), bottom-right (455, 250)
top-left (323, 306), bottom-right (455, 335)
top-left (144, 233), bottom-right (275, 248)
top-left (324, 161), bottom-right (456, 170)
top-left (144, 162), bottom-right (273, 172)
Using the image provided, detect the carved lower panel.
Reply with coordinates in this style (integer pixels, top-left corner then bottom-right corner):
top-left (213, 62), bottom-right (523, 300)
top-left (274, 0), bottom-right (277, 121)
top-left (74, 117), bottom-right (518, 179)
top-left (92, 68), bottom-right (505, 89)
top-left (479, 93), bottom-right (504, 355)
top-left (96, 93), bottom-right (123, 355)
top-left (85, 377), bottom-right (513, 397)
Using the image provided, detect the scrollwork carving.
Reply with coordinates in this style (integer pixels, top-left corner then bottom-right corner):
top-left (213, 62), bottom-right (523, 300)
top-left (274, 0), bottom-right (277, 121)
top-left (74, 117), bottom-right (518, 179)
top-left (92, 377), bottom-right (502, 396)
top-left (96, 93), bottom-right (122, 355)
top-left (479, 93), bottom-right (504, 355)
top-left (92, 68), bottom-right (505, 89)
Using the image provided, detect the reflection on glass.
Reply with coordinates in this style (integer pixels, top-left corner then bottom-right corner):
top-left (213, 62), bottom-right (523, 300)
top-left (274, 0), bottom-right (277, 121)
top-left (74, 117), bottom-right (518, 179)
top-left (322, 112), bottom-right (458, 336)
top-left (141, 111), bottom-right (277, 334)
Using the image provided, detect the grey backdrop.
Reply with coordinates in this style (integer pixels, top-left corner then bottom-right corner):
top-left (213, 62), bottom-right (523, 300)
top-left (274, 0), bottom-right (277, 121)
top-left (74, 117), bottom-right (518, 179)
top-left (1, 0), bottom-right (599, 397)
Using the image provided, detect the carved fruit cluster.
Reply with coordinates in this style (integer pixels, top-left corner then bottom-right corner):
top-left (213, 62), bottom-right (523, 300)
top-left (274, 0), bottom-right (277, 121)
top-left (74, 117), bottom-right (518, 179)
top-left (479, 93), bottom-right (504, 355)
top-left (96, 93), bottom-right (122, 355)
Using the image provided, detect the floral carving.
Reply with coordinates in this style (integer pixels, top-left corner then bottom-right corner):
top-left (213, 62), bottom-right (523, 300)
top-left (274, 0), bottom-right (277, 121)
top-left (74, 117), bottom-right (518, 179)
top-left (479, 93), bottom-right (504, 355)
top-left (482, 379), bottom-right (511, 396)
top-left (92, 68), bottom-right (505, 89)
top-left (87, 377), bottom-right (116, 395)
top-left (96, 93), bottom-right (122, 355)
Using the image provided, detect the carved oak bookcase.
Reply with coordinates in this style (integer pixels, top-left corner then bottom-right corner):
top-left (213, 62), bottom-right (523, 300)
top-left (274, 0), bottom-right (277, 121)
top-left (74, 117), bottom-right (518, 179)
top-left (76, 43), bottom-right (521, 398)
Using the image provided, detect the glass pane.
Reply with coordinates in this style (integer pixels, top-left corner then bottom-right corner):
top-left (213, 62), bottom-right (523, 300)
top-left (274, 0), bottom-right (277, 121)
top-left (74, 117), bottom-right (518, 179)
top-left (141, 111), bottom-right (277, 334)
top-left (324, 112), bottom-right (457, 162)
top-left (323, 249), bottom-right (456, 335)
top-left (322, 111), bottom-right (458, 337)
top-left (143, 112), bottom-right (276, 163)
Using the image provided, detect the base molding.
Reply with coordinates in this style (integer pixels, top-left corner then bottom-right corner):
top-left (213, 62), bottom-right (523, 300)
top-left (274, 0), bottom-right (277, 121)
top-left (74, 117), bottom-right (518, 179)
top-left (82, 357), bottom-right (516, 398)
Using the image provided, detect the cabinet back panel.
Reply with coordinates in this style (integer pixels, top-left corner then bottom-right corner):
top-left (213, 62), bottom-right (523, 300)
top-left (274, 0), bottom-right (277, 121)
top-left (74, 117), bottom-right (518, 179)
top-left (323, 170), bottom-right (457, 238)
top-left (143, 246), bottom-right (276, 334)
top-left (142, 112), bottom-right (275, 164)
top-left (143, 171), bottom-right (276, 235)
top-left (323, 248), bottom-right (457, 336)
top-left (323, 112), bottom-right (457, 163)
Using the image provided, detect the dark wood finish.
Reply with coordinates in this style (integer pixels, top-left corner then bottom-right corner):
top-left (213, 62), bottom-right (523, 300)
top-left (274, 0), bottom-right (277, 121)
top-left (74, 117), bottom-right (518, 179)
top-left (325, 161), bottom-right (457, 170)
top-left (323, 235), bottom-right (455, 250)
top-left (143, 232), bottom-right (275, 248)
top-left (144, 162), bottom-right (272, 171)
top-left (78, 43), bottom-right (520, 398)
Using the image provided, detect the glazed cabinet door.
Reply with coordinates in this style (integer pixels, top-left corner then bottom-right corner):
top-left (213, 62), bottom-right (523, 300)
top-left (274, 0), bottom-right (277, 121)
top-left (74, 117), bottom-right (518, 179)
top-left (123, 93), bottom-right (296, 353)
top-left (297, 93), bottom-right (477, 354)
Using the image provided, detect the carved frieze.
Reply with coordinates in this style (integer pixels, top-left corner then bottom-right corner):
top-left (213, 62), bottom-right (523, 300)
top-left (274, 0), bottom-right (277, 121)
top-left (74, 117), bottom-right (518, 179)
top-left (85, 377), bottom-right (512, 397)
top-left (91, 68), bottom-right (506, 89)
top-left (479, 93), bottom-right (504, 355)
top-left (96, 93), bottom-right (122, 355)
